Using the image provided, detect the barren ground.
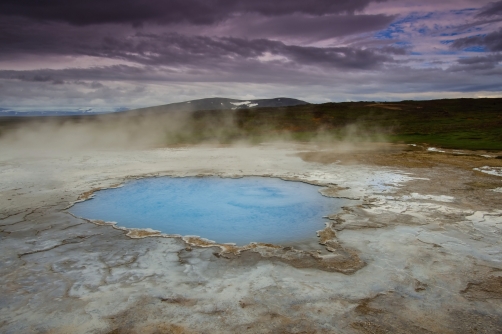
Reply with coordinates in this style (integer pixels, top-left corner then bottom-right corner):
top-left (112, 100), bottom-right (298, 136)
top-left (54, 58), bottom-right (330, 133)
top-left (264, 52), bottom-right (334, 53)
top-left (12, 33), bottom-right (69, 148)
top-left (1, 143), bottom-right (501, 333)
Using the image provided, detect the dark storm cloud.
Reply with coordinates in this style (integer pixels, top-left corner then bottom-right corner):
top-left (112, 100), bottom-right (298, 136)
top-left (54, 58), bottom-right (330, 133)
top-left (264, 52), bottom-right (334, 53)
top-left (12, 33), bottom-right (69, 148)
top-left (226, 14), bottom-right (396, 41)
top-left (11, 73), bottom-right (65, 85)
top-left (450, 54), bottom-right (502, 71)
top-left (477, 1), bottom-right (502, 16)
top-left (451, 29), bottom-right (502, 51)
top-left (0, 37), bottom-right (395, 87)
top-left (0, 17), bottom-right (394, 71)
top-left (98, 33), bottom-right (392, 69)
top-left (4, 46), bottom-right (498, 94)
top-left (457, 54), bottom-right (502, 65)
top-left (0, 0), bottom-right (384, 26)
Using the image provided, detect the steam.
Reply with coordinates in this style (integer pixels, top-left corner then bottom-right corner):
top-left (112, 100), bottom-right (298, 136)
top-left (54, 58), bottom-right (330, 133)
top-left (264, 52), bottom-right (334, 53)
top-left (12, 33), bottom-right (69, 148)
top-left (0, 107), bottom-right (391, 156)
top-left (0, 111), bottom-right (191, 155)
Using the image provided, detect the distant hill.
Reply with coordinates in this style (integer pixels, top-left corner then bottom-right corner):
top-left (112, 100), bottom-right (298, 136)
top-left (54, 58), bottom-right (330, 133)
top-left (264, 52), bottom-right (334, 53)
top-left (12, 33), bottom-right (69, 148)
top-left (125, 97), bottom-right (309, 114)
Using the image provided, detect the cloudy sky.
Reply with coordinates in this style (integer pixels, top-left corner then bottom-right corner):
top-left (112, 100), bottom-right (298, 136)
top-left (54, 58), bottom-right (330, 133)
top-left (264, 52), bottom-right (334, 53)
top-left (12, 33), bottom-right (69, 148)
top-left (1, 0), bottom-right (502, 111)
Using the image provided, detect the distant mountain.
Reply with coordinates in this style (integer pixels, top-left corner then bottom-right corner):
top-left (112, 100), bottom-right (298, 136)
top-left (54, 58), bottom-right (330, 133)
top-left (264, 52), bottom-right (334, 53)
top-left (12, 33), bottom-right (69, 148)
top-left (0, 107), bottom-right (127, 117)
top-left (0, 110), bottom-right (110, 117)
top-left (126, 97), bottom-right (309, 114)
top-left (0, 98), bottom-right (308, 117)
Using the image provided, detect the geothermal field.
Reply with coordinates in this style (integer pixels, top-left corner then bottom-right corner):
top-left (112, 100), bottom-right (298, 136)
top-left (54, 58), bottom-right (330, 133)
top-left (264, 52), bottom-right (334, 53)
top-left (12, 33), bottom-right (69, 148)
top-left (2, 1), bottom-right (502, 332)
top-left (1, 99), bottom-right (502, 333)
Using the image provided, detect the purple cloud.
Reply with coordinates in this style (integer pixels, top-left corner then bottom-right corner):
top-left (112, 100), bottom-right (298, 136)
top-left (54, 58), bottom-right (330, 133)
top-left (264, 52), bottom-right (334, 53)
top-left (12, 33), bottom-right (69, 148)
top-left (478, 0), bottom-right (502, 16)
top-left (0, 0), bottom-right (501, 108)
top-left (0, 0), bottom-right (384, 26)
top-left (451, 29), bottom-right (502, 51)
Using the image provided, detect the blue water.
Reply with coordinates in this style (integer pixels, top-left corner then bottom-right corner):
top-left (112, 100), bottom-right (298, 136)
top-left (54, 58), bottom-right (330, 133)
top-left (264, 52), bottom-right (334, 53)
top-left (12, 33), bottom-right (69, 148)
top-left (70, 177), bottom-right (343, 245)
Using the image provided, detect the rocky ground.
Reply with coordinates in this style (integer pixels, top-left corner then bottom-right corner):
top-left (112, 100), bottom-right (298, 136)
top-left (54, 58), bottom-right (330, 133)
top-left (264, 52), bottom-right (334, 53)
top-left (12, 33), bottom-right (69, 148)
top-left (1, 143), bottom-right (501, 333)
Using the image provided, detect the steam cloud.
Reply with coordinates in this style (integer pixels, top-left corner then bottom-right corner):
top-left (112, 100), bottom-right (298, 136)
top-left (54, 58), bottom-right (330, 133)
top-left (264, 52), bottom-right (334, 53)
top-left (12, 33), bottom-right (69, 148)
top-left (0, 107), bottom-right (390, 156)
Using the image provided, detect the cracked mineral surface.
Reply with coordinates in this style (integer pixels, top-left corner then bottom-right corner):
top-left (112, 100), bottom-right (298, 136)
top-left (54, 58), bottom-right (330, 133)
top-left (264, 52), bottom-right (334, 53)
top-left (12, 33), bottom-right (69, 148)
top-left (1, 143), bottom-right (501, 333)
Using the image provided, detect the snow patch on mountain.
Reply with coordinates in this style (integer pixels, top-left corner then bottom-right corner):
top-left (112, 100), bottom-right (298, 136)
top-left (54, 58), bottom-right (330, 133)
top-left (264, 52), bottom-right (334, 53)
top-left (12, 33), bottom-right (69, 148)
top-left (230, 101), bottom-right (253, 106)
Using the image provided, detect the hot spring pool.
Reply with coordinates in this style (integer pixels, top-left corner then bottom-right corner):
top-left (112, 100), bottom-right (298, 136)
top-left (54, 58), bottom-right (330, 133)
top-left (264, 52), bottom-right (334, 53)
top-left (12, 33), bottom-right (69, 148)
top-left (70, 177), bottom-right (344, 245)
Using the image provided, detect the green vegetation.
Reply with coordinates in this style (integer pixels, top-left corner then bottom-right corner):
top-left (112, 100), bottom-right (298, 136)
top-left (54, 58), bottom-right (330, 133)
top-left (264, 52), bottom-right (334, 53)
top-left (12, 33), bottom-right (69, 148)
top-left (184, 98), bottom-right (502, 150)
top-left (1, 98), bottom-right (501, 150)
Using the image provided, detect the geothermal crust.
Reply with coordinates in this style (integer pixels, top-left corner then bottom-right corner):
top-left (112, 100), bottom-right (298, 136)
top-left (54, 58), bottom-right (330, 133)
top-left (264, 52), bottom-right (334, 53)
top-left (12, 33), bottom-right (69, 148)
top-left (1, 143), bottom-right (501, 333)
